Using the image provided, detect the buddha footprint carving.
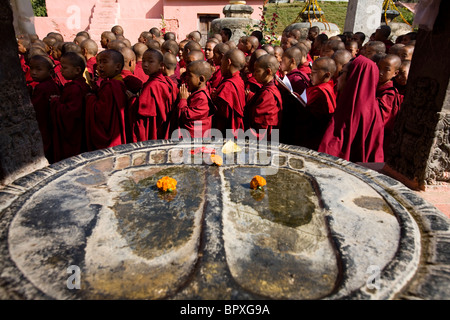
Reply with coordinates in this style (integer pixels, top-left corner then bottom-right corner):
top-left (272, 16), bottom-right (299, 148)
top-left (221, 167), bottom-right (339, 299)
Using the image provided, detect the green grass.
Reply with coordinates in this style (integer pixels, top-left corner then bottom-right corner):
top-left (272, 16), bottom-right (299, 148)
top-left (264, 1), bottom-right (415, 35)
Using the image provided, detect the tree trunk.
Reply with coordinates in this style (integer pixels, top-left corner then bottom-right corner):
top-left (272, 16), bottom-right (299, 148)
top-left (0, 0), bottom-right (48, 187)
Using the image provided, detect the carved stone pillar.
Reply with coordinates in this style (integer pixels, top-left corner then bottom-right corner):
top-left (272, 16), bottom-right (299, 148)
top-left (385, 1), bottom-right (450, 190)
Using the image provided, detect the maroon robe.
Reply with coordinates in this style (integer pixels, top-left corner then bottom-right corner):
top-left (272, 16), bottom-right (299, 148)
top-left (318, 55), bottom-right (384, 163)
top-left (134, 61), bottom-right (149, 83)
top-left (85, 75), bottom-right (129, 151)
top-left (86, 56), bottom-right (97, 79)
top-left (50, 77), bottom-right (91, 162)
top-left (299, 80), bottom-right (337, 150)
top-left (177, 86), bottom-right (216, 139)
top-left (244, 73), bottom-right (263, 103)
top-left (244, 80), bottom-right (283, 141)
top-left (30, 77), bottom-right (61, 163)
top-left (131, 71), bottom-right (178, 142)
top-left (53, 60), bottom-right (70, 88)
top-left (286, 68), bottom-right (310, 95)
top-left (377, 80), bottom-right (403, 153)
top-left (121, 69), bottom-right (143, 94)
top-left (298, 62), bottom-right (312, 78)
top-left (209, 66), bottom-right (223, 90)
top-left (213, 71), bottom-right (246, 136)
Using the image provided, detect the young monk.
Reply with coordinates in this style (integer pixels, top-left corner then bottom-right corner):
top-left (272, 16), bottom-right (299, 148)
top-left (85, 49), bottom-right (129, 151)
top-left (363, 41), bottom-right (386, 60)
top-left (398, 45), bottom-right (414, 61)
top-left (131, 49), bottom-right (178, 142)
top-left (212, 49), bottom-right (247, 136)
top-left (28, 55), bottom-right (60, 162)
top-left (296, 43), bottom-right (312, 78)
top-left (243, 36), bottom-right (260, 57)
top-left (394, 60), bottom-right (410, 95)
top-left (318, 55), bottom-right (385, 163)
top-left (209, 42), bottom-right (229, 90)
top-left (244, 54), bottom-right (283, 141)
top-left (177, 60), bottom-right (215, 139)
top-left (80, 39), bottom-right (98, 83)
top-left (204, 39), bottom-right (217, 66)
top-left (133, 42), bottom-right (150, 83)
top-left (376, 54), bottom-right (402, 153)
top-left (345, 40), bottom-right (359, 58)
top-left (320, 40), bottom-right (346, 58)
top-left (331, 49), bottom-right (352, 89)
top-left (50, 52), bottom-right (91, 162)
top-left (100, 31), bottom-right (116, 49)
top-left (244, 49), bottom-right (267, 103)
top-left (279, 46), bottom-right (311, 95)
top-left (299, 57), bottom-right (337, 150)
top-left (278, 46), bottom-right (310, 144)
top-left (120, 47), bottom-right (143, 94)
top-left (163, 52), bottom-right (179, 87)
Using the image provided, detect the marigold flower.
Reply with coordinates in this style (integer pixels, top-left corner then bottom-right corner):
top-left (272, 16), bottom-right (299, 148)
top-left (157, 176), bottom-right (177, 192)
top-left (250, 175), bottom-right (266, 190)
top-left (211, 154), bottom-right (223, 166)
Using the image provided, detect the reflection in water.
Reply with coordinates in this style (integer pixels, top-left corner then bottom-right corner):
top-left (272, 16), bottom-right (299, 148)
top-left (112, 167), bottom-right (205, 259)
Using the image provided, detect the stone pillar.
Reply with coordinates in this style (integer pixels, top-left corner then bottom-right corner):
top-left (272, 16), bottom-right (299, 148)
top-left (0, 0), bottom-right (48, 187)
top-left (385, 1), bottom-right (450, 190)
top-left (344, 0), bottom-right (384, 37)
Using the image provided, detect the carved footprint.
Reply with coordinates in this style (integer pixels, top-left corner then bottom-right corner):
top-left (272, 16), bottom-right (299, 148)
top-left (221, 167), bottom-right (339, 299)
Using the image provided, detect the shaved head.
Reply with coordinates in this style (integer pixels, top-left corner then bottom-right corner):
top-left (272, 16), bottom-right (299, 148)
top-left (249, 48), bottom-right (268, 73)
top-left (120, 47), bottom-right (136, 64)
top-left (381, 54), bottom-right (402, 69)
top-left (146, 39), bottom-right (161, 50)
top-left (143, 48), bottom-right (164, 63)
top-left (100, 49), bottom-right (125, 70)
top-left (284, 46), bottom-right (304, 67)
top-left (163, 52), bottom-right (178, 70)
top-left (314, 56), bottom-right (337, 76)
top-left (261, 44), bottom-right (275, 55)
top-left (186, 50), bottom-right (205, 64)
top-left (108, 40), bottom-right (127, 51)
top-left (102, 31), bottom-right (116, 42)
top-left (184, 40), bottom-right (203, 53)
top-left (61, 51), bottom-right (86, 70)
top-left (161, 40), bottom-right (179, 55)
top-left (332, 49), bottom-right (352, 66)
top-left (223, 48), bottom-right (246, 70)
top-left (188, 60), bottom-right (213, 81)
top-left (111, 25), bottom-right (124, 36)
top-left (256, 54), bottom-right (279, 75)
top-left (133, 42), bottom-right (148, 60)
top-left (247, 36), bottom-right (260, 50)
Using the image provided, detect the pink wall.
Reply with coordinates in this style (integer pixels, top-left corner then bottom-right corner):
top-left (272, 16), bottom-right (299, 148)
top-left (34, 0), bottom-right (263, 47)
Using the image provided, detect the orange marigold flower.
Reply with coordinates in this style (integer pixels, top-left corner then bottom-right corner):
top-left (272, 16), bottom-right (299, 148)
top-left (157, 176), bottom-right (177, 192)
top-left (211, 154), bottom-right (223, 166)
top-left (250, 175), bottom-right (266, 190)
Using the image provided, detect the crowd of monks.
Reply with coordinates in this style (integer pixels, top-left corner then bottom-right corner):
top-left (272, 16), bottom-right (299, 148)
top-left (17, 23), bottom-right (415, 165)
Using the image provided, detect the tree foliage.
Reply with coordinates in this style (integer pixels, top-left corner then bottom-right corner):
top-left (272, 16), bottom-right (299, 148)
top-left (31, 0), bottom-right (47, 17)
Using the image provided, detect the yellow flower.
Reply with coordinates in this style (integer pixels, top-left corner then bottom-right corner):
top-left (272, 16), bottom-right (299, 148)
top-left (250, 176), bottom-right (266, 190)
top-left (157, 176), bottom-right (177, 192)
top-left (211, 154), bottom-right (223, 166)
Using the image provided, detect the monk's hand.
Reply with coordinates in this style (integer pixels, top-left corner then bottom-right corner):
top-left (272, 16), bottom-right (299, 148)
top-left (180, 84), bottom-right (190, 100)
top-left (49, 95), bottom-right (59, 101)
top-left (245, 89), bottom-right (250, 97)
top-left (210, 89), bottom-right (217, 100)
top-left (126, 90), bottom-right (136, 100)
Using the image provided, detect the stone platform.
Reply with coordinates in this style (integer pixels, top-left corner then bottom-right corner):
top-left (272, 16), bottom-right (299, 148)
top-left (0, 140), bottom-right (449, 300)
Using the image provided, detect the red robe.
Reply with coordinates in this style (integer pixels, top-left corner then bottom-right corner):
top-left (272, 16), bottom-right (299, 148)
top-left (86, 56), bottom-right (97, 79)
top-left (377, 80), bottom-right (403, 153)
top-left (30, 78), bottom-right (61, 163)
top-left (134, 61), bottom-right (149, 83)
top-left (50, 77), bottom-right (91, 162)
top-left (177, 86), bottom-right (216, 139)
top-left (286, 68), bottom-right (310, 95)
top-left (53, 60), bottom-right (70, 88)
top-left (318, 55), bottom-right (384, 163)
top-left (244, 80), bottom-right (283, 141)
top-left (121, 69), bottom-right (143, 94)
top-left (299, 80), bottom-right (337, 150)
top-left (131, 71), bottom-right (178, 142)
top-left (244, 73), bottom-right (263, 103)
top-left (85, 75), bottom-right (129, 151)
top-left (213, 71), bottom-right (246, 136)
top-left (209, 66), bottom-right (223, 90)
top-left (298, 62), bottom-right (312, 78)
